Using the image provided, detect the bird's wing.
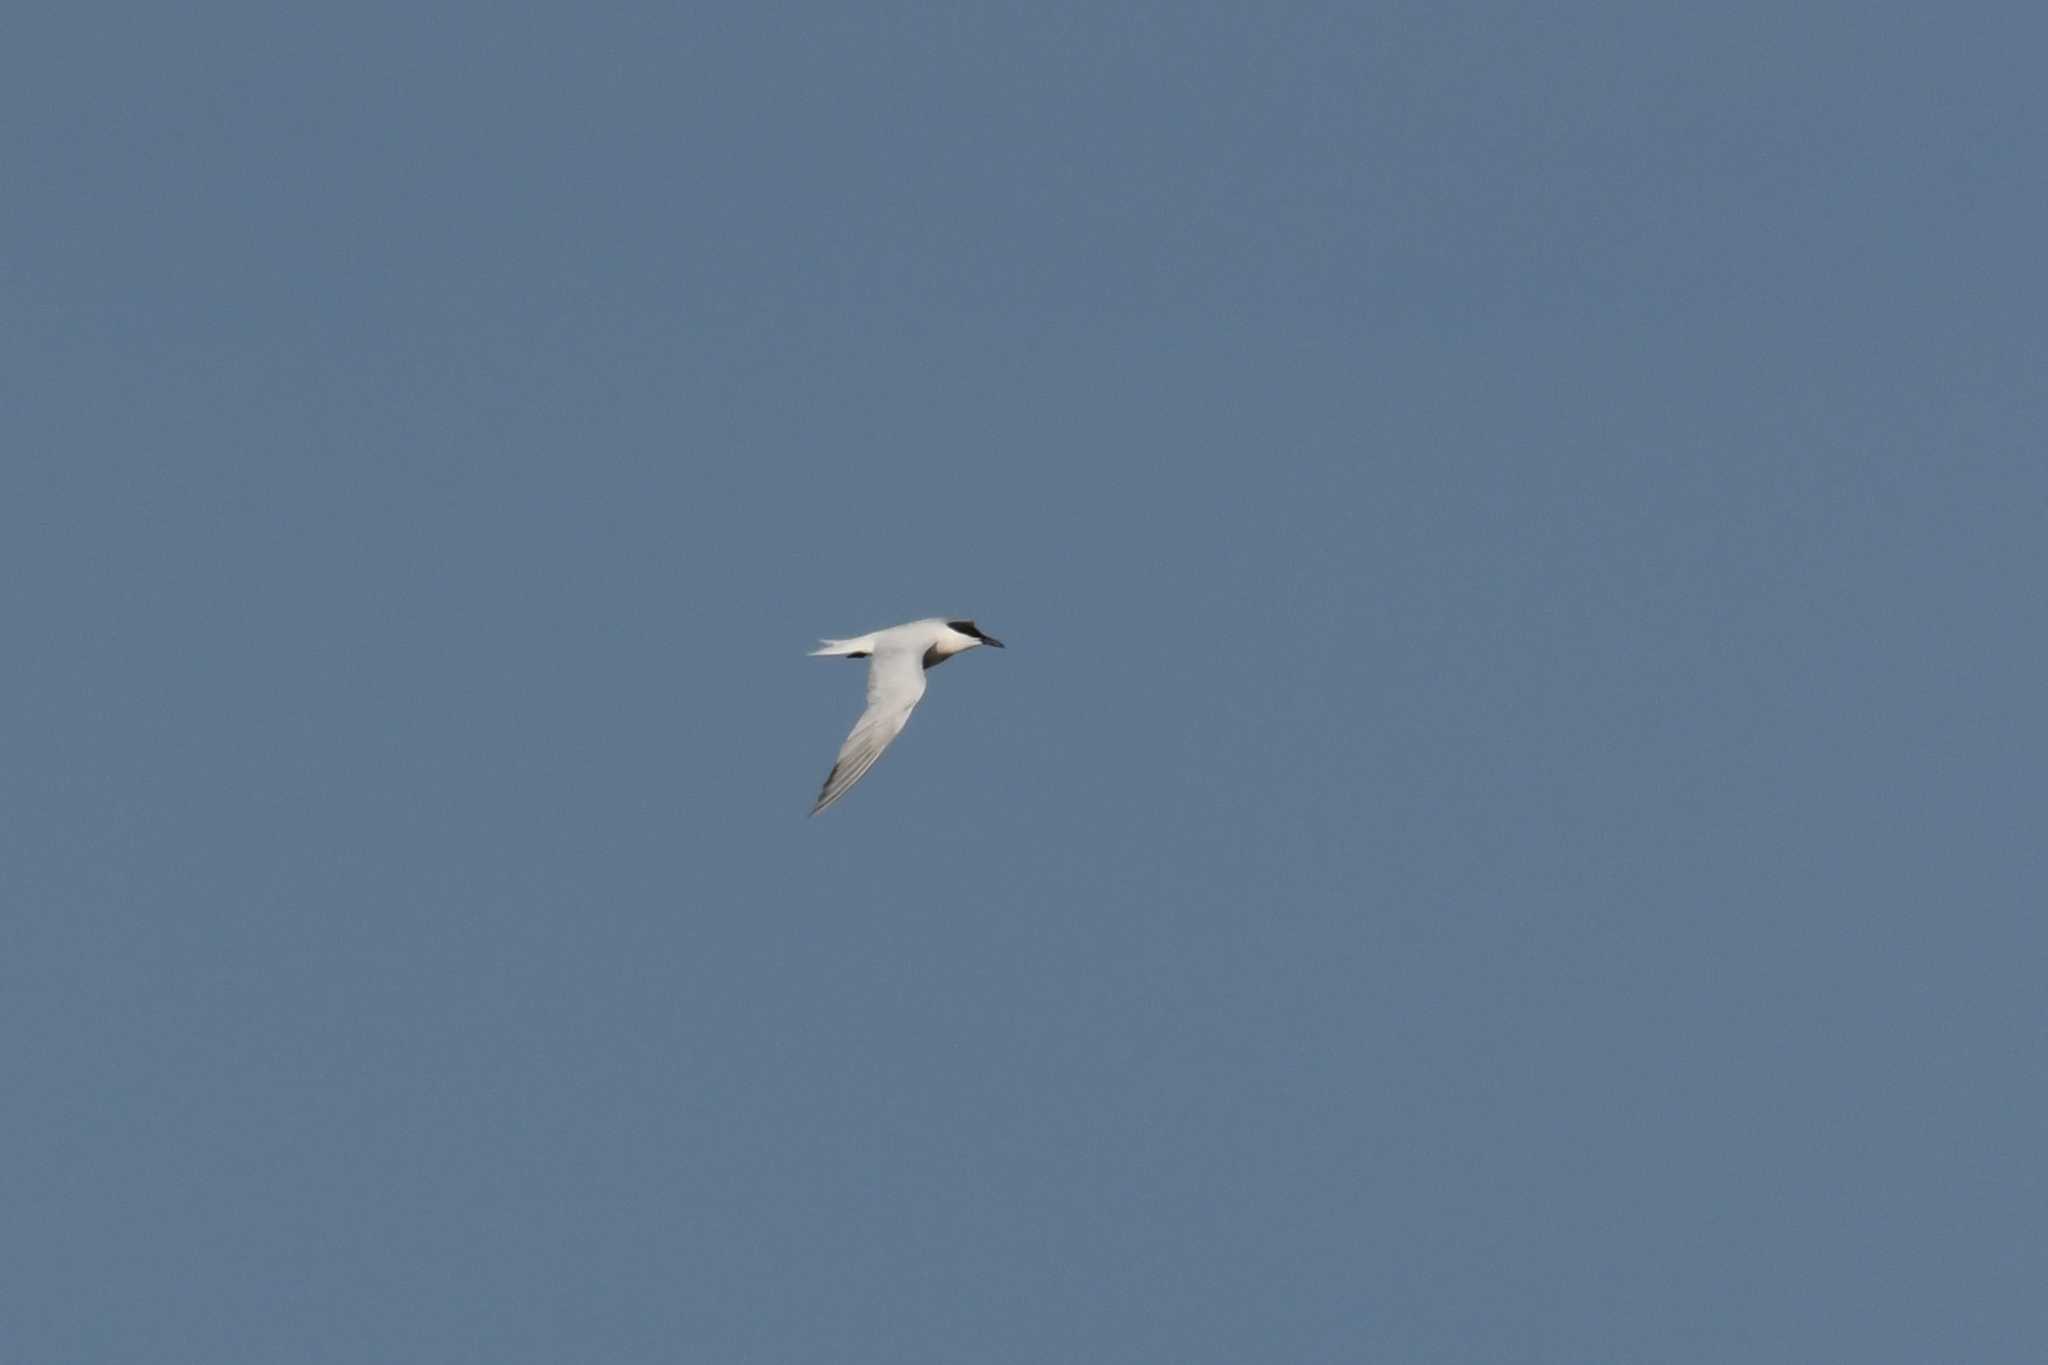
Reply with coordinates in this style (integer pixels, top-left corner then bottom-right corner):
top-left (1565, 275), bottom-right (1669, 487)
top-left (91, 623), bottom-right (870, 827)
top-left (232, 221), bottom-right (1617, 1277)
top-left (811, 642), bottom-right (928, 814)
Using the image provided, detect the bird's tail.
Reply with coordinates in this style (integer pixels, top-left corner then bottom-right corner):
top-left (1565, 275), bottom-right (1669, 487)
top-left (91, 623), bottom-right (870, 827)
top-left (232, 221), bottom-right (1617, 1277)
top-left (809, 636), bottom-right (872, 657)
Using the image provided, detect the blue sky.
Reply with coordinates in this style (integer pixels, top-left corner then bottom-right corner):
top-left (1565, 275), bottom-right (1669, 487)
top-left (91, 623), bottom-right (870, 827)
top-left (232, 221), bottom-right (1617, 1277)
top-left (5, 3), bottom-right (2045, 1361)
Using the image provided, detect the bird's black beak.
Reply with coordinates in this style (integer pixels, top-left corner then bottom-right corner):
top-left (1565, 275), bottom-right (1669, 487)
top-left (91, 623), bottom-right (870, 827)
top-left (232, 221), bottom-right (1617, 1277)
top-left (981, 633), bottom-right (1005, 648)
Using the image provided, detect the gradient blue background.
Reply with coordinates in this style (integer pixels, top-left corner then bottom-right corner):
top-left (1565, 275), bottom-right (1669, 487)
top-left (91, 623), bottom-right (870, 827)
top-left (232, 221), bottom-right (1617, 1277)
top-left (6, 3), bottom-right (2045, 1360)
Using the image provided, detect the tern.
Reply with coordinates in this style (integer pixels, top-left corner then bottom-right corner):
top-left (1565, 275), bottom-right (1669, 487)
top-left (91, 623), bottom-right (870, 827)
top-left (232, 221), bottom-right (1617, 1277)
top-left (808, 618), bottom-right (1005, 815)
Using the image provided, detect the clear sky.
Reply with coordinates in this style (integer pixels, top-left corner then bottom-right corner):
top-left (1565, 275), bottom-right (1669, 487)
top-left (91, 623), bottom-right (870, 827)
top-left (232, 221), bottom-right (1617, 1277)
top-left (5, 3), bottom-right (2045, 1361)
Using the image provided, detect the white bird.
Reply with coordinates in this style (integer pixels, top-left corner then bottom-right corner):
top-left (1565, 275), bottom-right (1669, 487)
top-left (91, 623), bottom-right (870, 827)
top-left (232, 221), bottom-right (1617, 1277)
top-left (808, 618), bottom-right (1005, 815)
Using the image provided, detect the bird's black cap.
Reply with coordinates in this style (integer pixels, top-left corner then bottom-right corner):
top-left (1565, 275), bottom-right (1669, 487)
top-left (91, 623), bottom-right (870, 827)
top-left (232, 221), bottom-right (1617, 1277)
top-left (948, 619), bottom-right (1004, 647)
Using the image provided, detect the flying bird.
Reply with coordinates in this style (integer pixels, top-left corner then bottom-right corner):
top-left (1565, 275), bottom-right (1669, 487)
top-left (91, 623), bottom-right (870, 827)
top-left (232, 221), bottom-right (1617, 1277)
top-left (808, 618), bottom-right (1005, 815)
